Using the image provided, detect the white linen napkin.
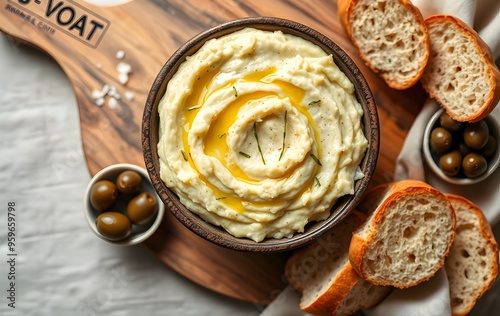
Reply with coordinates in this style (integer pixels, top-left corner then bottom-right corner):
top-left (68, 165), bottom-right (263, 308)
top-left (259, 1), bottom-right (500, 315)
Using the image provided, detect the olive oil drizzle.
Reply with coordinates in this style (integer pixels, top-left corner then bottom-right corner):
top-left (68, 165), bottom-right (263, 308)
top-left (180, 66), bottom-right (323, 213)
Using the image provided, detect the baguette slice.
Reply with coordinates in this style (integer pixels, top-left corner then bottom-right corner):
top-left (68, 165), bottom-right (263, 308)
top-left (444, 194), bottom-right (499, 316)
top-left (285, 211), bottom-right (391, 316)
top-left (349, 180), bottom-right (456, 288)
top-left (421, 14), bottom-right (500, 122)
top-left (338, 0), bottom-right (429, 89)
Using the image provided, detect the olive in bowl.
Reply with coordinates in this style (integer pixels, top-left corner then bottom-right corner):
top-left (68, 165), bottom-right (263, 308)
top-left (84, 163), bottom-right (165, 245)
top-left (423, 108), bottom-right (500, 185)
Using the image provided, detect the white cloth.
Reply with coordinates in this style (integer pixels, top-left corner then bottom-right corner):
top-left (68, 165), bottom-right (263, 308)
top-left (260, 0), bottom-right (500, 315)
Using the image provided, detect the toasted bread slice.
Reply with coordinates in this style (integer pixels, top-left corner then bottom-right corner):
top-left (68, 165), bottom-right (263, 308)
top-left (285, 211), bottom-right (391, 316)
top-left (421, 14), bottom-right (500, 122)
top-left (349, 180), bottom-right (456, 288)
top-left (338, 0), bottom-right (429, 89)
top-left (444, 194), bottom-right (499, 316)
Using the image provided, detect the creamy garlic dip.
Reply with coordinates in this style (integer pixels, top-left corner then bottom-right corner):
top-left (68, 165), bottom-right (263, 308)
top-left (158, 28), bottom-right (368, 242)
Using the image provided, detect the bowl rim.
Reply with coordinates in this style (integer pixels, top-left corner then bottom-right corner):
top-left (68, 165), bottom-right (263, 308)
top-left (142, 17), bottom-right (379, 252)
top-left (84, 163), bottom-right (165, 246)
top-left (422, 108), bottom-right (500, 185)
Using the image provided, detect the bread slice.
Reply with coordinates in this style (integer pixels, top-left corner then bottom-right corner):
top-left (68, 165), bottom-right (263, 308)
top-left (338, 0), bottom-right (429, 90)
top-left (444, 194), bottom-right (499, 316)
top-left (285, 211), bottom-right (391, 316)
top-left (421, 14), bottom-right (500, 122)
top-left (349, 180), bottom-right (456, 288)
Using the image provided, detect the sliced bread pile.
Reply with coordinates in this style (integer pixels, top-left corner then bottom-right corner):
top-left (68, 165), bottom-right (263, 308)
top-left (285, 211), bottom-right (391, 315)
top-left (444, 194), bottom-right (499, 316)
top-left (338, 1), bottom-right (500, 122)
top-left (285, 180), bottom-right (499, 315)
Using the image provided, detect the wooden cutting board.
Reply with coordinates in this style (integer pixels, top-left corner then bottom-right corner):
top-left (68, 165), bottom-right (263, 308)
top-left (0, 0), bottom-right (426, 304)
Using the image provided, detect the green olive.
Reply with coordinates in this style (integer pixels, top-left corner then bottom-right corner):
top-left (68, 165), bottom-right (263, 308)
top-left (90, 180), bottom-right (118, 212)
top-left (430, 127), bottom-right (453, 155)
top-left (116, 170), bottom-right (142, 195)
top-left (438, 151), bottom-right (462, 176)
top-left (127, 192), bottom-right (158, 225)
top-left (481, 136), bottom-right (497, 158)
top-left (457, 141), bottom-right (472, 156)
top-left (95, 212), bottom-right (132, 241)
top-left (463, 121), bottom-right (489, 149)
top-left (439, 111), bottom-right (463, 132)
top-left (462, 153), bottom-right (488, 178)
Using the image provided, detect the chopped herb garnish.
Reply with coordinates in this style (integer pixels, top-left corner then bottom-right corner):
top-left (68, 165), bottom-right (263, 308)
top-left (308, 100), bottom-right (321, 106)
top-left (239, 151), bottom-right (250, 158)
top-left (180, 150), bottom-right (188, 161)
top-left (310, 154), bottom-right (322, 166)
top-left (279, 110), bottom-right (287, 161)
top-left (315, 176), bottom-right (321, 187)
top-left (187, 105), bottom-right (201, 111)
top-left (219, 133), bottom-right (226, 139)
top-left (216, 196), bottom-right (227, 200)
top-left (232, 86), bottom-right (238, 97)
top-left (253, 122), bottom-right (266, 165)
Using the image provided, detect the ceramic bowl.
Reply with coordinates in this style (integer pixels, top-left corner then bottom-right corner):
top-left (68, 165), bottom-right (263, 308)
top-left (142, 17), bottom-right (379, 252)
top-left (84, 163), bottom-right (165, 245)
top-left (422, 108), bottom-right (500, 185)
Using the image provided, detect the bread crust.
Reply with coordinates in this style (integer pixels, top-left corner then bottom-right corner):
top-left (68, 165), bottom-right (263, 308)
top-left (422, 14), bottom-right (500, 122)
top-left (348, 232), bottom-right (370, 280)
top-left (285, 211), bottom-right (366, 293)
top-left (286, 211), bottom-right (390, 315)
top-left (301, 264), bottom-right (360, 315)
top-left (349, 180), bottom-right (456, 288)
top-left (444, 194), bottom-right (499, 316)
top-left (338, 0), bottom-right (429, 90)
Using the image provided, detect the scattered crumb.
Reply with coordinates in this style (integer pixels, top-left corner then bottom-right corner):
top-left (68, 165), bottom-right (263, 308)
top-left (108, 86), bottom-right (121, 100)
top-left (108, 97), bottom-right (119, 109)
top-left (118, 73), bottom-right (129, 85)
top-left (116, 50), bottom-right (125, 59)
top-left (95, 98), bottom-right (105, 107)
top-left (124, 91), bottom-right (135, 101)
top-left (92, 89), bottom-right (103, 99)
top-left (93, 50), bottom-right (133, 109)
top-left (116, 62), bottom-right (132, 74)
top-left (116, 62), bottom-right (132, 85)
top-left (92, 84), bottom-right (109, 98)
top-left (92, 84), bottom-right (121, 108)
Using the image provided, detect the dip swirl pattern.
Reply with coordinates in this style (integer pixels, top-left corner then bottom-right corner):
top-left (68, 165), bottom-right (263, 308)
top-left (158, 28), bottom-right (368, 242)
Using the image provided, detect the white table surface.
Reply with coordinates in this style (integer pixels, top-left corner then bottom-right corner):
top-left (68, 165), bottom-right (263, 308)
top-left (1, 21), bottom-right (500, 316)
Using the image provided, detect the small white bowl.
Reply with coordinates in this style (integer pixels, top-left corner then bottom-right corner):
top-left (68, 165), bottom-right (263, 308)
top-left (84, 163), bottom-right (165, 245)
top-left (422, 108), bottom-right (500, 185)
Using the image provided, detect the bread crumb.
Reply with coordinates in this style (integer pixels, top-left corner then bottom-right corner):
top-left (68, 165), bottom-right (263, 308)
top-left (108, 86), bottom-right (121, 100)
top-left (92, 84), bottom-right (122, 109)
top-left (95, 97), bottom-right (105, 107)
top-left (118, 73), bottom-right (129, 85)
top-left (108, 97), bottom-right (119, 109)
top-left (116, 62), bottom-right (132, 85)
top-left (116, 62), bottom-right (132, 74)
top-left (92, 89), bottom-right (103, 99)
top-left (116, 50), bottom-right (125, 59)
top-left (124, 91), bottom-right (134, 101)
top-left (92, 51), bottom-right (133, 108)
